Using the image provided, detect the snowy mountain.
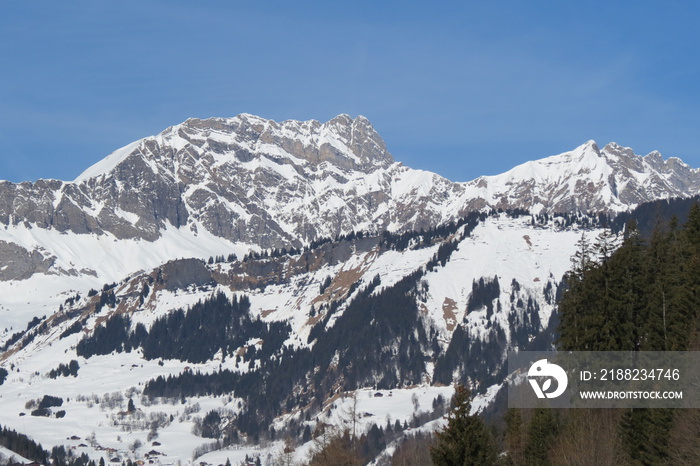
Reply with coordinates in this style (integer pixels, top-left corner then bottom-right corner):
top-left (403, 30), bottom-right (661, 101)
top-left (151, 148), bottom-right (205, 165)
top-left (0, 211), bottom-right (601, 465)
top-left (460, 140), bottom-right (700, 214)
top-left (0, 114), bottom-right (696, 290)
top-left (0, 113), bottom-right (698, 464)
top-left (4, 113), bottom-right (462, 247)
top-left (0, 115), bottom-right (694, 335)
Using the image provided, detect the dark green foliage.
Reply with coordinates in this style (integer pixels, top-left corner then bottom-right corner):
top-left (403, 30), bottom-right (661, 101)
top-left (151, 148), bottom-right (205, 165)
top-left (1, 317), bottom-right (49, 353)
top-left (0, 367), bottom-right (7, 385)
top-left (0, 424), bottom-right (49, 464)
top-left (144, 369), bottom-right (240, 398)
top-left (94, 289), bottom-right (117, 313)
top-left (557, 218), bottom-right (698, 352)
top-left (1, 330), bottom-right (25, 351)
top-left (383, 211), bottom-right (485, 253)
top-left (201, 410), bottom-right (222, 439)
top-left (130, 323), bottom-right (147, 349)
top-left (52, 445), bottom-right (71, 465)
top-left (555, 204), bottom-right (700, 464)
top-left (2, 316), bottom-right (53, 351)
top-left (466, 276), bottom-right (500, 313)
top-left (434, 272), bottom-right (551, 387)
top-left (427, 239), bottom-right (460, 270)
top-left (26, 315), bottom-right (42, 331)
top-left (611, 194), bottom-right (700, 237)
top-left (105, 211), bottom-right (555, 448)
top-left (69, 453), bottom-right (96, 466)
top-left (48, 360), bottom-right (79, 378)
top-left (76, 314), bottom-right (132, 357)
top-left (531, 211), bottom-right (609, 230)
top-left (619, 408), bottom-right (674, 464)
top-left (319, 275), bottom-right (332, 294)
top-left (359, 423), bottom-right (386, 461)
top-left (312, 270), bottom-right (428, 389)
top-left (432, 321), bottom-right (511, 388)
top-left (141, 292), bottom-right (273, 363)
top-left (38, 395), bottom-right (63, 409)
top-left (142, 292), bottom-right (289, 363)
top-left (430, 385), bottom-right (497, 465)
top-left (59, 320), bottom-right (84, 339)
top-left (524, 407), bottom-right (558, 466)
top-left (32, 395), bottom-right (63, 417)
top-left (432, 324), bottom-right (468, 385)
top-left (503, 409), bottom-right (525, 465)
top-left (75, 292), bottom-right (289, 364)
top-left (144, 268), bottom-right (435, 441)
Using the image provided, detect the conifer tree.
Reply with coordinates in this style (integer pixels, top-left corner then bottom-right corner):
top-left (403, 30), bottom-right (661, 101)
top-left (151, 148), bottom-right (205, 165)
top-left (430, 385), bottom-right (496, 465)
top-left (556, 205), bottom-right (700, 463)
top-left (619, 408), bottom-right (674, 464)
top-left (605, 221), bottom-right (645, 350)
top-left (524, 407), bottom-right (558, 466)
top-left (558, 233), bottom-right (598, 350)
top-left (503, 408), bottom-right (525, 465)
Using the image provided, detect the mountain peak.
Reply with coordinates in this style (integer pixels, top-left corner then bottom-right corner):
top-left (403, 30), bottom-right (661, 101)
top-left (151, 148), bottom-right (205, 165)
top-left (75, 114), bottom-right (393, 184)
top-left (581, 139), bottom-right (601, 153)
top-left (460, 140), bottom-right (700, 214)
top-left (17, 118), bottom-right (700, 256)
top-left (602, 142), bottom-right (637, 159)
top-left (65, 113), bottom-right (403, 246)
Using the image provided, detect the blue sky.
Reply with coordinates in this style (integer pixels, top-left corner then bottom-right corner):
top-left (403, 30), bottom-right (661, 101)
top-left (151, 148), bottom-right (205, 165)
top-left (2, 1), bottom-right (700, 183)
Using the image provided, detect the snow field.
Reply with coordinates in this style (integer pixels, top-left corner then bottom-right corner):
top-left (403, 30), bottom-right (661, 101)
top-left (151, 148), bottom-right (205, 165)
top-left (0, 213), bottom-right (607, 464)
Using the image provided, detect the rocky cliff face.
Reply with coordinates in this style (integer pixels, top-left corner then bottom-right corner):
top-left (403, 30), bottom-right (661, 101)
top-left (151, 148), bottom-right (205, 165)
top-left (2, 114), bottom-right (700, 461)
top-left (0, 114), bottom-right (698, 282)
top-left (459, 141), bottom-right (700, 214)
top-left (0, 114), bottom-right (463, 248)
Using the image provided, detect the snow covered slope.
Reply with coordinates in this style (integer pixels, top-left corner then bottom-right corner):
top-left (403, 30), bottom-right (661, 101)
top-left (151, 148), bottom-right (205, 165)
top-left (0, 112), bottom-right (697, 463)
top-left (0, 212), bottom-right (606, 464)
top-left (0, 115), bottom-right (696, 291)
top-left (460, 140), bottom-right (700, 214)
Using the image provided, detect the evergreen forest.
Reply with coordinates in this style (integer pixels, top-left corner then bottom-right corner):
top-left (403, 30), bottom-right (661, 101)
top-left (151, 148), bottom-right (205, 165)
top-left (3, 203), bottom-right (700, 464)
top-left (412, 204), bottom-right (700, 465)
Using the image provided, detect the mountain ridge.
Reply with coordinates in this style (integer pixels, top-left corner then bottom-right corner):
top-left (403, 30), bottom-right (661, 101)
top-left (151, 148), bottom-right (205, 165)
top-left (2, 114), bottom-right (696, 249)
top-left (0, 113), bottom-right (696, 296)
top-left (0, 108), bottom-right (698, 462)
top-left (74, 113), bottom-right (395, 183)
top-left (0, 207), bottom-right (606, 464)
top-left (461, 139), bottom-right (700, 214)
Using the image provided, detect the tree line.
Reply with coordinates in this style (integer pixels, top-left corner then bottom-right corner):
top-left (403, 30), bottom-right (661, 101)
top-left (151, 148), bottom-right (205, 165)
top-left (386, 203), bottom-right (700, 465)
top-left (76, 292), bottom-right (289, 364)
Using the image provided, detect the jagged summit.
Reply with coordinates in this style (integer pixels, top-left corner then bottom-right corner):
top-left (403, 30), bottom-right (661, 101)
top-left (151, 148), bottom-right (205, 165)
top-left (75, 113), bottom-right (393, 183)
top-left (3, 117), bottom-right (700, 463)
top-left (0, 114), bottom-right (699, 285)
top-left (459, 140), bottom-right (700, 214)
top-left (0, 113), bottom-right (457, 264)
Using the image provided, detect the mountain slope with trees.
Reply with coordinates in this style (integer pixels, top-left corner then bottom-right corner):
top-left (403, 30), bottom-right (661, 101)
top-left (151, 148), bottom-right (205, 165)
top-left (498, 204), bottom-right (700, 465)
